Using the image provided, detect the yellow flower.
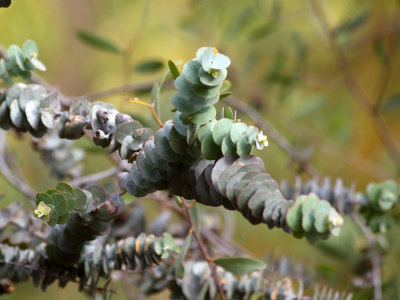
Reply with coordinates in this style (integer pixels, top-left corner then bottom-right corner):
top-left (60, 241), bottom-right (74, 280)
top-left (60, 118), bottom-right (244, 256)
top-left (34, 201), bottom-right (51, 219)
top-left (257, 131), bottom-right (269, 147)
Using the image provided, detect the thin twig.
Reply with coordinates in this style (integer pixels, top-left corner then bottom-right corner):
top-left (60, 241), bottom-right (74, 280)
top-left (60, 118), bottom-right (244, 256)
top-left (309, 0), bottom-right (400, 170)
top-left (128, 98), bottom-right (164, 127)
top-left (69, 166), bottom-right (119, 187)
top-left (373, 8), bottom-right (400, 111)
top-left (85, 81), bottom-right (155, 100)
top-left (351, 212), bottom-right (383, 300)
top-left (180, 197), bottom-right (226, 300)
top-left (148, 191), bottom-right (250, 256)
top-left (0, 132), bottom-right (36, 203)
top-left (223, 96), bottom-right (319, 177)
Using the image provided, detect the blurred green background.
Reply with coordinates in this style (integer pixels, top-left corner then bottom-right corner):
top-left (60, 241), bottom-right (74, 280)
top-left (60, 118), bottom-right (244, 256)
top-left (1, 0), bottom-right (400, 299)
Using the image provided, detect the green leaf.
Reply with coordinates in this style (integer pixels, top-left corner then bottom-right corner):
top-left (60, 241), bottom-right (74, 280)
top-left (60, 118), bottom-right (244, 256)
top-left (168, 60), bottom-right (181, 80)
top-left (134, 59), bottom-right (164, 73)
top-left (219, 92), bottom-right (231, 100)
top-left (22, 40), bottom-right (38, 59)
top-left (214, 257), bottom-right (266, 276)
top-left (56, 182), bottom-right (74, 196)
top-left (189, 203), bottom-right (199, 233)
top-left (77, 30), bottom-right (121, 54)
top-left (162, 233), bottom-right (180, 258)
top-left (382, 94), bottom-right (400, 113)
top-left (35, 192), bottom-right (54, 206)
top-left (226, 107), bottom-right (233, 120)
top-left (336, 10), bottom-right (369, 34)
top-left (212, 118), bottom-right (233, 145)
top-left (374, 38), bottom-right (389, 66)
top-left (190, 106), bottom-right (216, 125)
top-left (220, 80), bottom-right (231, 93)
top-left (174, 195), bottom-right (184, 208)
top-left (174, 232), bottom-right (192, 278)
top-left (249, 21), bottom-right (276, 41)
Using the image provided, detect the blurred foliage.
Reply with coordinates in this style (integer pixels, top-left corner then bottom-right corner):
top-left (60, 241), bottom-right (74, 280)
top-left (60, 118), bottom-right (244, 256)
top-left (0, 0), bottom-right (400, 299)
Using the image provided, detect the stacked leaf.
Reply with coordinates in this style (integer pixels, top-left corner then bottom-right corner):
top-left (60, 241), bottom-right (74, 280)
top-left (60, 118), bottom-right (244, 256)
top-left (0, 203), bottom-right (50, 248)
top-left (81, 233), bottom-right (177, 287)
top-left (121, 154), bottom-right (343, 241)
top-left (0, 245), bottom-right (41, 284)
top-left (34, 182), bottom-right (99, 226)
top-left (280, 177), bottom-right (362, 214)
top-left (0, 233), bottom-right (178, 294)
top-left (136, 259), bottom-right (352, 300)
top-left (173, 47), bottom-right (230, 128)
top-left (359, 180), bottom-right (399, 233)
top-left (60, 97), bottom-right (152, 159)
top-left (171, 47), bottom-right (268, 160)
top-left (0, 40), bottom-right (46, 84)
top-left (0, 83), bottom-right (58, 137)
top-left (286, 194), bottom-right (344, 243)
top-left (196, 116), bottom-right (268, 159)
top-left (34, 183), bottom-right (123, 267)
top-left (279, 177), bottom-right (399, 233)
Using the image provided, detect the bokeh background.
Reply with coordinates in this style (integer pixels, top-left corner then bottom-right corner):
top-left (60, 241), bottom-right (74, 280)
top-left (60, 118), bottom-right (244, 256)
top-left (1, 0), bottom-right (400, 299)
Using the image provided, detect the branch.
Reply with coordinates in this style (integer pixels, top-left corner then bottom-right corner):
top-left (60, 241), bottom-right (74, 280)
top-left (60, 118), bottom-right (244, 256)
top-left (69, 166), bottom-right (119, 187)
top-left (351, 212), bottom-right (383, 300)
top-left (180, 197), bottom-right (227, 300)
top-left (0, 132), bottom-right (36, 203)
top-left (309, 0), bottom-right (400, 170)
top-left (85, 81), bottom-right (155, 100)
top-left (373, 9), bottom-right (400, 111)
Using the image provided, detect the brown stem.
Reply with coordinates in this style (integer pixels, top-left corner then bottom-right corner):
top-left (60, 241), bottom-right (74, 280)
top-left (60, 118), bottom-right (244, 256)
top-left (128, 98), bottom-right (164, 128)
top-left (351, 212), bottom-right (383, 300)
top-left (180, 197), bottom-right (226, 300)
top-left (0, 132), bottom-right (36, 204)
top-left (69, 166), bottom-right (119, 187)
top-left (309, 0), bottom-right (400, 170)
top-left (373, 8), bottom-right (399, 111)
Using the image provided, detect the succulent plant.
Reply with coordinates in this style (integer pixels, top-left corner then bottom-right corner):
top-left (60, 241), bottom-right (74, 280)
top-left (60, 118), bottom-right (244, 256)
top-left (0, 40), bottom-right (45, 84)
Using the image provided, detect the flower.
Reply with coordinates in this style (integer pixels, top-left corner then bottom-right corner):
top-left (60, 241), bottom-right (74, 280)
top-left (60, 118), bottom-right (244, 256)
top-left (34, 201), bottom-right (51, 219)
top-left (257, 131), bottom-right (269, 147)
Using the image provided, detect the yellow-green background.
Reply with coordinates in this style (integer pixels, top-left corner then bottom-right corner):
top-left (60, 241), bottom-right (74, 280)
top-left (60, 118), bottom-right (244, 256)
top-left (0, 0), bottom-right (399, 299)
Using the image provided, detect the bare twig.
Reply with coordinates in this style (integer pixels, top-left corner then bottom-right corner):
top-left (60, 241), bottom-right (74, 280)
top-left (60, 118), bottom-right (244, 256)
top-left (0, 132), bottom-right (36, 203)
top-left (373, 9), bottom-right (400, 111)
top-left (351, 212), bottom-right (383, 300)
top-left (223, 95), bottom-right (319, 177)
top-left (128, 98), bottom-right (164, 127)
top-left (309, 0), bottom-right (400, 170)
top-left (85, 81), bottom-right (155, 100)
top-left (180, 197), bottom-right (226, 300)
top-left (69, 166), bottom-right (119, 187)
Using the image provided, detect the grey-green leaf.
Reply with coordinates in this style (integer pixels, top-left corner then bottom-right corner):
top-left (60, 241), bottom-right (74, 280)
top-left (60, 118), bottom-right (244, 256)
top-left (214, 257), bottom-right (266, 276)
top-left (77, 30), bottom-right (121, 54)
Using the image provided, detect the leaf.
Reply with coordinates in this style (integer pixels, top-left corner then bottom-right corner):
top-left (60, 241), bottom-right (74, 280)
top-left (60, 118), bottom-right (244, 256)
top-left (214, 257), bottom-right (266, 276)
top-left (134, 60), bottom-right (164, 73)
top-left (174, 195), bottom-right (183, 208)
top-left (175, 232), bottom-right (192, 278)
top-left (336, 10), bottom-right (369, 34)
top-left (382, 94), bottom-right (400, 113)
top-left (249, 21), bottom-right (276, 41)
top-left (220, 80), bottom-right (231, 93)
top-left (189, 203), bottom-right (199, 233)
top-left (22, 40), bottom-right (38, 59)
top-left (77, 30), bottom-right (121, 54)
top-left (168, 60), bottom-right (181, 80)
top-left (374, 38), bottom-right (389, 66)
